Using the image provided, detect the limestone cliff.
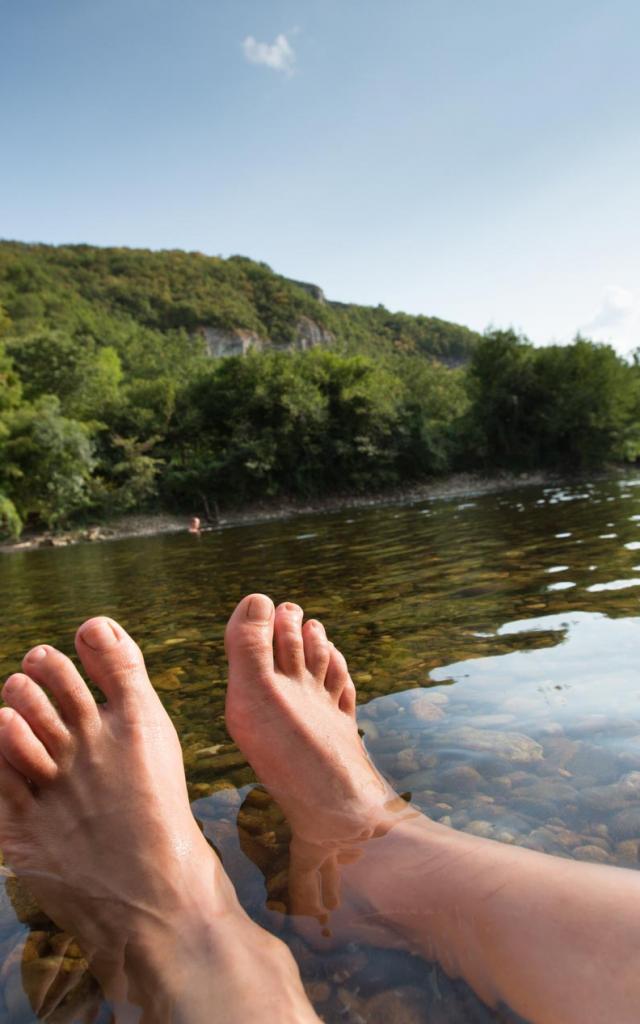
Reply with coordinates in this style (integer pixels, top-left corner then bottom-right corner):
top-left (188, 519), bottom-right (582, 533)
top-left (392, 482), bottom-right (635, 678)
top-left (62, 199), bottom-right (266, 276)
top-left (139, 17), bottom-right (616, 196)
top-left (197, 317), bottom-right (334, 358)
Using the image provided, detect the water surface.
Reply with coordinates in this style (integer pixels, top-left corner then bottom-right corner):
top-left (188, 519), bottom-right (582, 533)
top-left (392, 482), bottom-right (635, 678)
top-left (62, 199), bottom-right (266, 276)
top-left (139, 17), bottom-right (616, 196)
top-left (1, 476), bottom-right (640, 1021)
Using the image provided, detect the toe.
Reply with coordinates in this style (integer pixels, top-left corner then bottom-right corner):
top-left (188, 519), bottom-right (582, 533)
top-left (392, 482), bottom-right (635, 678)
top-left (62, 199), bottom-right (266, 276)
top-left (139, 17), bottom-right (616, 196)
top-left (274, 603), bottom-right (305, 678)
top-left (0, 708), bottom-right (58, 784)
top-left (0, 751), bottom-right (33, 810)
top-left (21, 645), bottom-right (100, 732)
top-left (324, 646), bottom-right (356, 714)
top-left (75, 617), bottom-right (153, 711)
top-left (339, 678), bottom-right (357, 716)
top-left (2, 673), bottom-right (70, 758)
top-left (225, 594), bottom-right (275, 683)
top-left (302, 620), bottom-right (331, 680)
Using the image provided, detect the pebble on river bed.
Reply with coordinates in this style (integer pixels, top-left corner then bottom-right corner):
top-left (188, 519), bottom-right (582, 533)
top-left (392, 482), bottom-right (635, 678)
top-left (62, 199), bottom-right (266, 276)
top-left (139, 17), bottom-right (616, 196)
top-left (443, 727), bottom-right (544, 764)
top-left (610, 807), bottom-right (640, 840)
top-left (572, 845), bottom-right (611, 864)
top-left (615, 839), bottom-right (640, 863)
top-left (5, 877), bottom-right (50, 928)
top-left (363, 985), bottom-right (431, 1024)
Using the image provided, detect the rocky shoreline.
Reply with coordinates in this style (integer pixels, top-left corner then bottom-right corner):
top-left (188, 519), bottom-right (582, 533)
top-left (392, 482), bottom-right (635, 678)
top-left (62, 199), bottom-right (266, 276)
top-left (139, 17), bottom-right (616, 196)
top-left (0, 472), bottom-right (558, 556)
top-left (1, 468), bottom-right (627, 556)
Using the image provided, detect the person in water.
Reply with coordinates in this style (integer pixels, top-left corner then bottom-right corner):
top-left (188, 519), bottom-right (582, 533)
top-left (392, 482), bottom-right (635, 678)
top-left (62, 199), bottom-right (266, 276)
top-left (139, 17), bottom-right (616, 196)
top-left (188, 516), bottom-right (201, 534)
top-left (0, 594), bottom-right (638, 1023)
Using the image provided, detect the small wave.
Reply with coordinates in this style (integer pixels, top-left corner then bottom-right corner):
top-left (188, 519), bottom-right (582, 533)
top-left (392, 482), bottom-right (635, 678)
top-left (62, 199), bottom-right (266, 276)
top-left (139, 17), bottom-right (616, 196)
top-left (586, 578), bottom-right (640, 593)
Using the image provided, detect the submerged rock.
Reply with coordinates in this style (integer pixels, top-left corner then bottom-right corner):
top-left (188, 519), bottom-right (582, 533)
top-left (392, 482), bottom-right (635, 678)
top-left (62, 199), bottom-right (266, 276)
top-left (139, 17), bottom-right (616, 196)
top-left (615, 839), bottom-right (640, 863)
top-left (610, 807), bottom-right (640, 840)
top-left (565, 745), bottom-right (621, 785)
top-left (572, 844), bottom-right (611, 864)
top-left (364, 986), bottom-right (431, 1024)
top-left (463, 820), bottom-right (494, 838)
top-left (5, 877), bottom-right (49, 927)
top-left (410, 695), bottom-right (446, 722)
top-left (438, 765), bottom-right (483, 794)
top-left (442, 728), bottom-right (543, 764)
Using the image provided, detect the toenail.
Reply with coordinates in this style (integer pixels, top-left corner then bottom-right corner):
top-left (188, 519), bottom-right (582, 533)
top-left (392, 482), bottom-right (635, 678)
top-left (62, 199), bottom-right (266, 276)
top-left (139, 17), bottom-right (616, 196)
top-left (246, 595), bottom-right (274, 623)
top-left (0, 709), bottom-right (14, 727)
top-left (80, 618), bottom-right (119, 651)
top-left (310, 620), bottom-right (326, 635)
top-left (26, 646), bottom-right (47, 662)
top-left (283, 603), bottom-right (302, 616)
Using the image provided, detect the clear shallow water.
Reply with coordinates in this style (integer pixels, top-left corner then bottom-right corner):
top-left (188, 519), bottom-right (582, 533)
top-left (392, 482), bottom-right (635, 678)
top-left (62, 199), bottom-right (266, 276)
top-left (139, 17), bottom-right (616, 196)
top-left (1, 476), bottom-right (640, 1021)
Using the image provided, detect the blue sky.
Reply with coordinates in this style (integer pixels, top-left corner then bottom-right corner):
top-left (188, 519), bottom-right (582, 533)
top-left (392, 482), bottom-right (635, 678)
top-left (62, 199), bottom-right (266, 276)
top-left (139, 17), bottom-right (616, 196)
top-left (1, 0), bottom-right (639, 352)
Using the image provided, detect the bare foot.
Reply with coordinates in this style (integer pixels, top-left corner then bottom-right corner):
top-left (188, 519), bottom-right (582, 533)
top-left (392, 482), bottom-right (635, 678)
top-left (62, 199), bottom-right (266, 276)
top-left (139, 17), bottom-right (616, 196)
top-left (225, 595), bottom-right (412, 921)
top-left (0, 616), bottom-right (320, 1023)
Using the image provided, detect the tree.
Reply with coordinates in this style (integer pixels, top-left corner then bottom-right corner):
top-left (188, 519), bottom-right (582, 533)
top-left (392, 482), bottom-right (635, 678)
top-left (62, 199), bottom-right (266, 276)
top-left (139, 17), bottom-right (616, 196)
top-left (4, 396), bottom-right (94, 528)
top-left (533, 338), bottom-right (639, 467)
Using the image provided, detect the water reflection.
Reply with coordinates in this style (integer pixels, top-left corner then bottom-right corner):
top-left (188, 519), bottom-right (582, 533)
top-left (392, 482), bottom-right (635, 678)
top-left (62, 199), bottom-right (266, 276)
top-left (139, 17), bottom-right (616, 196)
top-left (1, 475), bottom-right (640, 1020)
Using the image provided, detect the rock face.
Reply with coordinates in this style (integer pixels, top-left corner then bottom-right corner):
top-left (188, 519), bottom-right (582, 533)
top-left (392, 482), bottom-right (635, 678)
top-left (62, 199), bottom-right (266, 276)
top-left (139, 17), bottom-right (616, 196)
top-left (197, 318), bottom-right (334, 358)
top-left (198, 326), bottom-right (265, 357)
top-left (293, 316), bottom-right (334, 350)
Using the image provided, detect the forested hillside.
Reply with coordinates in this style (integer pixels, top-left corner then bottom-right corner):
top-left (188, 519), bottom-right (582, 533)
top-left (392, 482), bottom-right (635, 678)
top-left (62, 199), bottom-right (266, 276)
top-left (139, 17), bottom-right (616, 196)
top-left (0, 241), bottom-right (480, 360)
top-left (0, 241), bottom-right (638, 540)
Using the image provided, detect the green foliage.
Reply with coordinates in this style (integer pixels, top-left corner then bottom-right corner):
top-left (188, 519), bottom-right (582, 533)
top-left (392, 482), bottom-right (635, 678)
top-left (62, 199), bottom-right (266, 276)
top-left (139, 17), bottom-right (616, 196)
top-left (0, 494), bottom-right (22, 540)
top-left (0, 303), bottom-right (12, 338)
top-left (3, 396), bottom-right (94, 528)
top-left (6, 330), bottom-right (123, 421)
top-left (466, 330), bottom-right (638, 469)
top-left (164, 350), bottom-right (404, 504)
top-left (0, 240), bottom-right (481, 361)
top-left (0, 343), bottom-right (22, 414)
top-left (94, 435), bottom-right (163, 514)
top-left (0, 240), bottom-right (637, 538)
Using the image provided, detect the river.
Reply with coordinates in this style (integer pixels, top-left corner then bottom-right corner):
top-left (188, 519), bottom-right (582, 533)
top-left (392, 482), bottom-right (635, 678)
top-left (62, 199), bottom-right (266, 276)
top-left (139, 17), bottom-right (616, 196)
top-left (1, 475), bottom-right (640, 1021)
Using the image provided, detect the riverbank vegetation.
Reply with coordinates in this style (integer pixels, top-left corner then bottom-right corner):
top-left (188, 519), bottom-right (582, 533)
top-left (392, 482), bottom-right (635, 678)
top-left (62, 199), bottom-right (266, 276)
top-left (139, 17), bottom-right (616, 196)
top-left (1, 241), bottom-right (639, 539)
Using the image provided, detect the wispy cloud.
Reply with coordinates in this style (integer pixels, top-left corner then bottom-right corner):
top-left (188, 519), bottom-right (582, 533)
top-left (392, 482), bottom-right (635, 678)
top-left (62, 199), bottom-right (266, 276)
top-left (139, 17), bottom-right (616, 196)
top-left (242, 34), bottom-right (296, 76)
top-left (580, 285), bottom-right (638, 355)
top-left (584, 285), bottom-right (635, 331)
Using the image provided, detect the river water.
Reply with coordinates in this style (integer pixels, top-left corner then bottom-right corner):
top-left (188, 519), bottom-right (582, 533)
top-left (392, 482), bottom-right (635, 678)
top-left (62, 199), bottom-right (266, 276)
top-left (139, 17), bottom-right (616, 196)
top-left (1, 476), bottom-right (640, 1021)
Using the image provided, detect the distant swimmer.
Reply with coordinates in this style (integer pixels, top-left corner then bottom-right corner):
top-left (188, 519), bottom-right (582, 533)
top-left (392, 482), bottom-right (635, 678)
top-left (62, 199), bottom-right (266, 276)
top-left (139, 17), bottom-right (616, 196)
top-left (188, 516), bottom-right (201, 534)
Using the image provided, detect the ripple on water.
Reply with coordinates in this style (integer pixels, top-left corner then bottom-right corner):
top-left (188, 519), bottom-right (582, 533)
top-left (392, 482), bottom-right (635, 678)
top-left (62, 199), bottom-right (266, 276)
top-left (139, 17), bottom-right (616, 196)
top-left (586, 579), bottom-right (640, 593)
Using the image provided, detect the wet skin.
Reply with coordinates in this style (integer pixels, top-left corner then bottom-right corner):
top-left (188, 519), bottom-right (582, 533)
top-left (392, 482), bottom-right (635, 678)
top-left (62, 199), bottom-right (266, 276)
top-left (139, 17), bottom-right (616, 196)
top-left (0, 616), bottom-right (319, 1024)
top-left (226, 594), bottom-right (640, 1024)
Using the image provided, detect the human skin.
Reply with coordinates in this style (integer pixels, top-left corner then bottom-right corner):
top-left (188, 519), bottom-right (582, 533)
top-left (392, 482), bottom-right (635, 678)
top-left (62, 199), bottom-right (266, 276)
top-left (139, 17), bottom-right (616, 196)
top-left (225, 593), bottom-right (640, 1024)
top-left (0, 616), bottom-right (321, 1024)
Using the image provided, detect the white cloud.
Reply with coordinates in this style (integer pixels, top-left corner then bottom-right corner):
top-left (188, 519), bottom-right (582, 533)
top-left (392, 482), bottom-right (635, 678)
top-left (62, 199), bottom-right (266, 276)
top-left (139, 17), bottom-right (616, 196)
top-left (585, 285), bottom-right (635, 331)
top-left (242, 34), bottom-right (295, 75)
top-left (580, 285), bottom-right (639, 354)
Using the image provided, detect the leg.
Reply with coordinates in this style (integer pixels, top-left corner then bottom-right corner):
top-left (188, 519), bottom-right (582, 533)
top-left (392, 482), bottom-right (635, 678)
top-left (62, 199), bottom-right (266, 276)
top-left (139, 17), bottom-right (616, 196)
top-left (0, 616), bottom-right (320, 1024)
top-left (225, 594), bottom-right (640, 1024)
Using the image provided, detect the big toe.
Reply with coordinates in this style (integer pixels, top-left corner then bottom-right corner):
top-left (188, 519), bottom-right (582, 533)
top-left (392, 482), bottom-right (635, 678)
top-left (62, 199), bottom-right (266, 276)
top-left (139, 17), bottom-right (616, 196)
top-left (75, 617), bottom-right (155, 712)
top-left (225, 594), bottom-right (275, 685)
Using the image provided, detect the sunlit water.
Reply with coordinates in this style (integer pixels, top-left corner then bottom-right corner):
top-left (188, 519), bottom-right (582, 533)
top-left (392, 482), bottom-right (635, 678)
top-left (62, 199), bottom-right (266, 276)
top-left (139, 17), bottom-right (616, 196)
top-left (1, 476), bottom-right (640, 1021)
